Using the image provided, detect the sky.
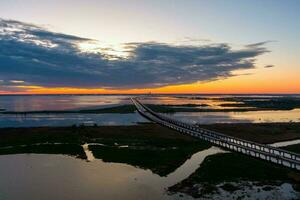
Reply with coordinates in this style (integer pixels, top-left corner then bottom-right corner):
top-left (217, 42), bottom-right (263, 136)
top-left (0, 0), bottom-right (299, 94)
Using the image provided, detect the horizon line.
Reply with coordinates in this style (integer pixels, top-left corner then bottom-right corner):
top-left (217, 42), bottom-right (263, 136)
top-left (0, 93), bottom-right (299, 96)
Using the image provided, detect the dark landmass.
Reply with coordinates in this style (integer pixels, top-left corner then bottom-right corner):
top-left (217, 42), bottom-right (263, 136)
top-left (169, 151), bottom-right (300, 198)
top-left (219, 103), bottom-right (252, 107)
top-left (162, 103), bottom-right (209, 107)
top-left (198, 123), bottom-right (300, 144)
top-left (178, 152), bottom-right (298, 183)
top-left (0, 124), bottom-right (210, 176)
top-left (284, 143), bottom-right (300, 154)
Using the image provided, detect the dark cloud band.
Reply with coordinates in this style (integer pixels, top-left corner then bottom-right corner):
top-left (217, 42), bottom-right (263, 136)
top-left (0, 19), bottom-right (270, 90)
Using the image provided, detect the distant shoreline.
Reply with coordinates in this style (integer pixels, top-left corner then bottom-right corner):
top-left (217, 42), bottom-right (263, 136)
top-left (0, 93), bottom-right (300, 96)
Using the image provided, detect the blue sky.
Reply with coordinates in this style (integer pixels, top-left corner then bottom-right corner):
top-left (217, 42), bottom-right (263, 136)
top-left (0, 0), bottom-right (299, 93)
top-left (1, 0), bottom-right (299, 44)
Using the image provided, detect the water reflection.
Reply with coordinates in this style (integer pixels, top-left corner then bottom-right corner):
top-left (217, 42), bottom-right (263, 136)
top-left (162, 147), bottom-right (226, 187)
top-left (0, 146), bottom-right (224, 200)
top-left (170, 109), bottom-right (300, 124)
top-left (1, 95), bottom-right (300, 127)
top-left (82, 143), bottom-right (95, 161)
top-left (4, 94), bottom-right (298, 112)
top-left (0, 95), bottom-right (131, 112)
top-left (0, 113), bottom-right (148, 128)
top-left (83, 144), bottom-right (225, 187)
top-left (140, 96), bottom-right (238, 109)
top-left (140, 95), bottom-right (300, 110)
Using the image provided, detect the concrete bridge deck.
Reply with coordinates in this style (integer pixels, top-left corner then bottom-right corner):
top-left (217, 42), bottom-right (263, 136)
top-left (131, 97), bottom-right (300, 171)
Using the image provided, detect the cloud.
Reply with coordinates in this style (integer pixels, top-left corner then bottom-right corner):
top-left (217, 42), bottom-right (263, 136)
top-left (10, 80), bottom-right (25, 84)
top-left (245, 40), bottom-right (275, 48)
top-left (264, 65), bottom-right (275, 68)
top-left (0, 19), bottom-right (271, 91)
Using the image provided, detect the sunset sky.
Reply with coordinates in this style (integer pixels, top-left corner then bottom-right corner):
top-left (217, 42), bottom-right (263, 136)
top-left (0, 0), bottom-right (299, 94)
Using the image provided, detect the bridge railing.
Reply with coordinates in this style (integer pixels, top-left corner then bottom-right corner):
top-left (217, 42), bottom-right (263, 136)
top-left (132, 98), bottom-right (300, 169)
top-left (133, 98), bottom-right (300, 163)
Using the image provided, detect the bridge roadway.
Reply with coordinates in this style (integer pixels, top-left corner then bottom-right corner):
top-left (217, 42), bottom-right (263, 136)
top-left (131, 97), bottom-right (300, 170)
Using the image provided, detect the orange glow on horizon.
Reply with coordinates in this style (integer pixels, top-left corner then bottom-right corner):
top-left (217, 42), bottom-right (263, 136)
top-left (1, 70), bottom-right (299, 95)
top-left (1, 76), bottom-right (299, 95)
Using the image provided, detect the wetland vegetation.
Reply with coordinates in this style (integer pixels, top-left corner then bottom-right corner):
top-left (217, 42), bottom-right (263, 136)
top-left (0, 124), bottom-right (210, 176)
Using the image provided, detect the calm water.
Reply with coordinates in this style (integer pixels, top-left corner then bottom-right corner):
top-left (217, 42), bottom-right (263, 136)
top-left (0, 95), bottom-right (141, 127)
top-left (0, 147), bottom-right (224, 200)
top-left (0, 95), bottom-right (300, 127)
top-left (146, 95), bottom-right (300, 124)
top-left (139, 95), bottom-right (300, 109)
top-left (0, 113), bottom-right (148, 128)
top-left (169, 109), bottom-right (300, 124)
top-left (1, 94), bottom-right (299, 112)
top-left (0, 95), bottom-right (131, 111)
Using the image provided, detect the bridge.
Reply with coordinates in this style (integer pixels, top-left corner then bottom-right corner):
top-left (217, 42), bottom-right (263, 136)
top-left (131, 97), bottom-right (300, 171)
